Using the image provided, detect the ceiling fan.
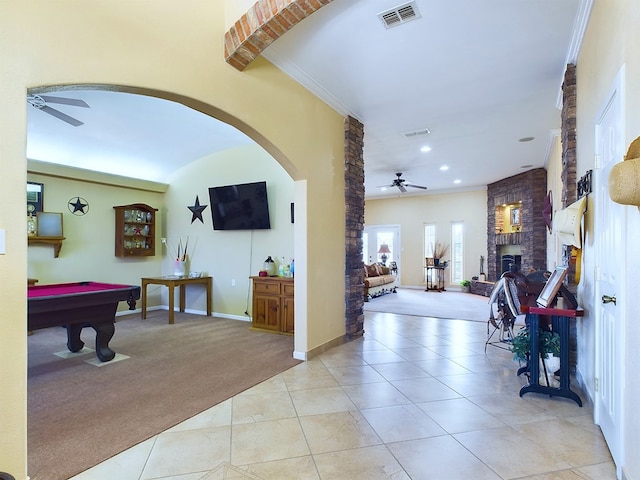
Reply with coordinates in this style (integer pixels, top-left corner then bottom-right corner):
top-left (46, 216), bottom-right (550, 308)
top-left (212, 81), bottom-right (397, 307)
top-left (27, 94), bottom-right (90, 127)
top-left (382, 172), bottom-right (428, 192)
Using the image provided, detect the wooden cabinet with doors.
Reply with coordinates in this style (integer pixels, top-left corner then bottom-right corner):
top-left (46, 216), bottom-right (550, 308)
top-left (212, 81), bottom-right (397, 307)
top-left (113, 203), bottom-right (158, 257)
top-left (250, 276), bottom-right (294, 334)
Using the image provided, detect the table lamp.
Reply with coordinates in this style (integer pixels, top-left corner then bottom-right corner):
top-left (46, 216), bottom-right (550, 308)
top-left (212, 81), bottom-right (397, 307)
top-left (378, 244), bottom-right (391, 265)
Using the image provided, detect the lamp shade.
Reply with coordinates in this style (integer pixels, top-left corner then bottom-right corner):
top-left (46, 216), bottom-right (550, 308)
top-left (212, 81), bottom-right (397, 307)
top-left (378, 244), bottom-right (391, 254)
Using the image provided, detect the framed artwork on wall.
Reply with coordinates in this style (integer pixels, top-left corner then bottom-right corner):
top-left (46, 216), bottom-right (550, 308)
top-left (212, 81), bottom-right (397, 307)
top-left (27, 182), bottom-right (44, 215)
top-left (510, 207), bottom-right (521, 226)
top-left (537, 266), bottom-right (568, 308)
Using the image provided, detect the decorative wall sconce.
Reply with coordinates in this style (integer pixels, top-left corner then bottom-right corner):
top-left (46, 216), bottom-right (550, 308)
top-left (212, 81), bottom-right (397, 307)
top-left (609, 136), bottom-right (640, 209)
top-left (577, 170), bottom-right (592, 199)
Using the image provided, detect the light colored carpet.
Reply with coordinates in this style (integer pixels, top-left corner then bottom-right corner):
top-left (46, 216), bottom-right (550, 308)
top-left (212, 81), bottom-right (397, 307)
top-left (363, 287), bottom-right (493, 322)
top-left (28, 312), bottom-right (301, 480)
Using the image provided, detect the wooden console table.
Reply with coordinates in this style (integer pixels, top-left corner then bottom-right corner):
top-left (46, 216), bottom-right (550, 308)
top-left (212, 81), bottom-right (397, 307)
top-left (518, 305), bottom-right (583, 406)
top-left (141, 276), bottom-right (212, 324)
top-left (424, 265), bottom-right (446, 292)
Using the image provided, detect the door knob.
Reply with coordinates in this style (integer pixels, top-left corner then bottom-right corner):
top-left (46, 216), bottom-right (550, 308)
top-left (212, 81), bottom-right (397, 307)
top-left (602, 295), bottom-right (617, 305)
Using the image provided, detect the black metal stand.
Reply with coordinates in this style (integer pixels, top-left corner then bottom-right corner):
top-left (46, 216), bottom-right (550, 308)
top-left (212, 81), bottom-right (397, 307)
top-left (518, 307), bottom-right (583, 407)
top-left (424, 266), bottom-right (446, 292)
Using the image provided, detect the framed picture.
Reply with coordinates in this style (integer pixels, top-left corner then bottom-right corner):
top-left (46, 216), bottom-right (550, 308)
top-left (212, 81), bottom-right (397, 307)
top-left (36, 212), bottom-right (63, 237)
top-left (537, 266), bottom-right (568, 308)
top-left (425, 257), bottom-right (435, 267)
top-left (27, 182), bottom-right (44, 215)
top-left (510, 207), bottom-right (521, 226)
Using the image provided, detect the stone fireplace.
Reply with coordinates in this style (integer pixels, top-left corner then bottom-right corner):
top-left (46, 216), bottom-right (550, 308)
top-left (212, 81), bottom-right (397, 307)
top-left (486, 168), bottom-right (548, 281)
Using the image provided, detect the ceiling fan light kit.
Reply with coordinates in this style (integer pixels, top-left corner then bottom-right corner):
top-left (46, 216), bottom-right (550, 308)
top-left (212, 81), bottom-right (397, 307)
top-left (380, 172), bottom-right (427, 193)
top-left (27, 94), bottom-right (90, 127)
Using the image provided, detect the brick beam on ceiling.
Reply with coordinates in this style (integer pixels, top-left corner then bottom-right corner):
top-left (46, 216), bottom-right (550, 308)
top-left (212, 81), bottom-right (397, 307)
top-left (224, 0), bottom-right (335, 71)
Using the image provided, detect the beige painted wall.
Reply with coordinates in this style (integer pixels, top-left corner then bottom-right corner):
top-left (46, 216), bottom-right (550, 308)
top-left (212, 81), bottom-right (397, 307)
top-left (1, 1), bottom-right (345, 477)
top-left (26, 143), bottom-right (295, 322)
top-left (574, 0), bottom-right (640, 477)
top-left (545, 135), bottom-right (564, 270)
top-left (164, 144), bottom-right (294, 319)
top-left (26, 170), bottom-right (165, 297)
top-left (365, 189), bottom-right (488, 288)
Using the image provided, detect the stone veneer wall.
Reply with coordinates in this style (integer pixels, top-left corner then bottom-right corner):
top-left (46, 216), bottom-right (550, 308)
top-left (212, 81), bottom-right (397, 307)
top-left (486, 168), bottom-right (548, 281)
top-left (561, 64), bottom-right (578, 286)
top-left (561, 64), bottom-right (578, 370)
top-left (344, 116), bottom-right (365, 339)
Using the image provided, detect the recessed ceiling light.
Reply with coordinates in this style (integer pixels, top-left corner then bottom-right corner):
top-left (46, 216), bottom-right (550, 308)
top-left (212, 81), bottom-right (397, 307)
top-left (518, 136), bottom-right (535, 142)
top-left (439, 165), bottom-right (449, 171)
top-left (453, 179), bottom-right (461, 184)
top-left (420, 145), bottom-right (432, 153)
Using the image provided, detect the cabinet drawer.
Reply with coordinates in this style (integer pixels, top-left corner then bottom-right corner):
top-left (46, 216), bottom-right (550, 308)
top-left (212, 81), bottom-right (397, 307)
top-left (254, 281), bottom-right (281, 295)
top-left (283, 283), bottom-right (295, 296)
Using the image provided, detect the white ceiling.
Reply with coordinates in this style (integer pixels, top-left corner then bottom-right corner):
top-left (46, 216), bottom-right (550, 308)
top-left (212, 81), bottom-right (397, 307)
top-left (27, 0), bottom-right (587, 198)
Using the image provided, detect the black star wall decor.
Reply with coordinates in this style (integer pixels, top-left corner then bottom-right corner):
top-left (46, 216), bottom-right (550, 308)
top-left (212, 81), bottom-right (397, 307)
top-left (68, 197), bottom-right (89, 215)
top-left (187, 195), bottom-right (208, 223)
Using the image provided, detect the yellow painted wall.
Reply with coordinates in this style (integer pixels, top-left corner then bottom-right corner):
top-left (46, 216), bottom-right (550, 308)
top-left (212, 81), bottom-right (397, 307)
top-left (26, 143), bottom-right (295, 321)
top-left (545, 135), bottom-right (564, 270)
top-left (575, 0), bottom-right (640, 477)
top-left (164, 144), bottom-right (295, 318)
top-left (0, 1), bottom-right (345, 477)
top-left (26, 170), bottom-right (165, 295)
top-left (365, 189), bottom-right (488, 287)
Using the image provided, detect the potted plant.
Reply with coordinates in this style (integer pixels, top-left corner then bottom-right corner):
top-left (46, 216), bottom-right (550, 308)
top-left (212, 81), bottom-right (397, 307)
top-left (460, 280), bottom-right (471, 293)
top-left (511, 325), bottom-right (561, 373)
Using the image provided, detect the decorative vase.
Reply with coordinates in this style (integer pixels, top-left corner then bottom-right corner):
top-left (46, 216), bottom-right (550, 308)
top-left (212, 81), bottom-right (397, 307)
top-left (263, 256), bottom-right (276, 276)
top-left (539, 354), bottom-right (561, 387)
top-left (544, 354), bottom-right (560, 373)
top-left (434, 258), bottom-right (440, 266)
top-left (174, 260), bottom-right (187, 277)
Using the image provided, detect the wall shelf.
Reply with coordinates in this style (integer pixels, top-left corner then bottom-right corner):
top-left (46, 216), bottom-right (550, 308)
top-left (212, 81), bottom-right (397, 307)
top-left (28, 236), bottom-right (65, 258)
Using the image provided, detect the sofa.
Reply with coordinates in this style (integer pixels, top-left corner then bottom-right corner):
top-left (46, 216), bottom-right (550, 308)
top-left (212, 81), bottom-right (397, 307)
top-left (363, 263), bottom-right (397, 301)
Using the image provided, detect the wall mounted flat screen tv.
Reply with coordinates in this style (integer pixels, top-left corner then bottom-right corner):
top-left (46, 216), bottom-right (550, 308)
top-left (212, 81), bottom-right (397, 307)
top-left (208, 181), bottom-right (271, 230)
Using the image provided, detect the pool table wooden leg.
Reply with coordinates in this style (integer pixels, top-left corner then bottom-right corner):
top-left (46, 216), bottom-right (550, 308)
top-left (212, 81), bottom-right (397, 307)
top-left (92, 323), bottom-right (116, 362)
top-left (66, 323), bottom-right (116, 362)
top-left (66, 324), bottom-right (85, 353)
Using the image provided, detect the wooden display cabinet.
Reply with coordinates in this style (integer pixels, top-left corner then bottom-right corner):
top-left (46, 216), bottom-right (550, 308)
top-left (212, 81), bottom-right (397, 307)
top-left (113, 203), bottom-right (158, 257)
top-left (250, 276), bottom-right (294, 334)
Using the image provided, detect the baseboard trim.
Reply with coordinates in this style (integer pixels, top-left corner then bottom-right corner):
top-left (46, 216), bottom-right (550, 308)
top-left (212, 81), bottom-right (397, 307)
top-left (117, 306), bottom-right (250, 323)
top-left (295, 334), bottom-right (348, 362)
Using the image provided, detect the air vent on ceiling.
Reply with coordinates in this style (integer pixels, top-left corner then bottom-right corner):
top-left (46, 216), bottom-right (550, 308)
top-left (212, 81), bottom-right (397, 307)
top-left (378, 1), bottom-right (421, 29)
top-left (402, 127), bottom-right (431, 138)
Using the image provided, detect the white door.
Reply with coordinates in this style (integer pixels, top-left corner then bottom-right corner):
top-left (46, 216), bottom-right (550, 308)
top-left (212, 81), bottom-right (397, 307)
top-left (363, 225), bottom-right (400, 271)
top-left (594, 70), bottom-right (625, 472)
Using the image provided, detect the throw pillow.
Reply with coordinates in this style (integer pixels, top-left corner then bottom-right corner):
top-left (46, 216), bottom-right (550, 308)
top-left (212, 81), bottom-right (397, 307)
top-left (366, 264), bottom-right (378, 277)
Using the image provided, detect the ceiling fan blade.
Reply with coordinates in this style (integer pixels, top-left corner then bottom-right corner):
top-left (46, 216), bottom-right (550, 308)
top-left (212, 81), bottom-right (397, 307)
top-left (405, 183), bottom-right (428, 190)
top-left (40, 105), bottom-right (84, 126)
top-left (397, 184), bottom-right (407, 193)
top-left (39, 95), bottom-right (90, 108)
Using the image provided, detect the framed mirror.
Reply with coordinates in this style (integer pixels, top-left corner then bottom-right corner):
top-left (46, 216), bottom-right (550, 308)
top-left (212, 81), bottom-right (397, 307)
top-left (27, 182), bottom-right (44, 215)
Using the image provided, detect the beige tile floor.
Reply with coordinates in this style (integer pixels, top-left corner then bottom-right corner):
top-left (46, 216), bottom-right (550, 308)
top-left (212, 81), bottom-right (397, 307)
top-left (70, 311), bottom-right (616, 480)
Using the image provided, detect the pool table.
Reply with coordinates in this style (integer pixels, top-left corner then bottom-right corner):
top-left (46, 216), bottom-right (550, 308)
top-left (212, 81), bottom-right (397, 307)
top-left (27, 281), bottom-right (141, 362)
